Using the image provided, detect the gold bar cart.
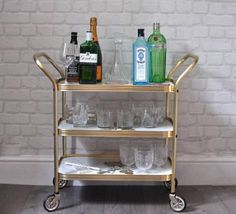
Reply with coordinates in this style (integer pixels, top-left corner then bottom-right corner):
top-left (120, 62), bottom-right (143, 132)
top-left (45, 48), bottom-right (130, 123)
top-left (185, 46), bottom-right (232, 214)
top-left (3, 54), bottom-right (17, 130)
top-left (33, 53), bottom-right (198, 212)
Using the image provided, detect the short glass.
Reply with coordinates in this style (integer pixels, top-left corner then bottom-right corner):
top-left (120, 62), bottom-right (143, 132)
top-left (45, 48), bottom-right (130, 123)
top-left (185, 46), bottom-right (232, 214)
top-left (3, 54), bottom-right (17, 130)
top-left (64, 104), bottom-right (73, 124)
top-left (156, 107), bottom-right (165, 124)
top-left (117, 103), bottom-right (134, 129)
top-left (72, 103), bottom-right (88, 127)
top-left (142, 104), bottom-right (157, 128)
top-left (96, 103), bottom-right (115, 128)
top-left (134, 144), bottom-right (154, 171)
top-left (132, 104), bottom-right (144, 128)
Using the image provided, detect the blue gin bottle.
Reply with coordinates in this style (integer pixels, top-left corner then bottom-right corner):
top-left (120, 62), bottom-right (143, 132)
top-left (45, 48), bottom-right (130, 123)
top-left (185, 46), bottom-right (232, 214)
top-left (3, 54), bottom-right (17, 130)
top-left (132, 29), bottom-right (150, 85)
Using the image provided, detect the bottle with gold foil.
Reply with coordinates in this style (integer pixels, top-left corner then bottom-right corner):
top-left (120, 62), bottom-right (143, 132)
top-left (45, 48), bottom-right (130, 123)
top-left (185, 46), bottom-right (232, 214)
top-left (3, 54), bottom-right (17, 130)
top-left (90, 17), bottom-right (102, 82)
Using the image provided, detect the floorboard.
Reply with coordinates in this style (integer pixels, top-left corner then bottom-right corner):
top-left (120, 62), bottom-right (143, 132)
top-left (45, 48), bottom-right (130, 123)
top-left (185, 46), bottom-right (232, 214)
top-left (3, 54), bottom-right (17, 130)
top-left (0, 184), bottom-right (235, 214)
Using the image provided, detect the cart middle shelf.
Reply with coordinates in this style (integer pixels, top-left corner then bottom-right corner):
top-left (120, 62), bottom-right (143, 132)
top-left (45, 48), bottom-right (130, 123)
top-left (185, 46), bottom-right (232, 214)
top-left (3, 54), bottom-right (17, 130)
top-left (58, 118), bottom-right (174, 138)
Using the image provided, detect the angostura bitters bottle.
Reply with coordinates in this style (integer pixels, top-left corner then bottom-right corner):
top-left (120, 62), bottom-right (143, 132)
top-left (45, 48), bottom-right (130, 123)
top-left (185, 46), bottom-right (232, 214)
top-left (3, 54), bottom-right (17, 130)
top-left (148, 23), bottom-right (166, 83)
top-left (90, 17), bottom-right (102, 82)
top-left (66, 32), bottom-right (80, 82)
top-left (79, 31), bottom-right (98, 84)
top-left (132, 29), bottom-right (150, 85)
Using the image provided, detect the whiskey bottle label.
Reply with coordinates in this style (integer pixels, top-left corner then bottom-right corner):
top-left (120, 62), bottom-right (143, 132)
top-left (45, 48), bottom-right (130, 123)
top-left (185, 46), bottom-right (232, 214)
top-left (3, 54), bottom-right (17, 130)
top-left (135, 47), bottom-right (147, 82)
top-left (80, 52), bottom-right (97, 63)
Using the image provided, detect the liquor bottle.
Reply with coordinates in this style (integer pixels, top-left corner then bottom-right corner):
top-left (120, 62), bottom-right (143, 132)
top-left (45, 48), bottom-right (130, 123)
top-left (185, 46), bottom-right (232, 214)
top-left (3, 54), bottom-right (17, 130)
top-left (66, 32), bottom-right (80, 82)
top-left (79, 31), bottom-right (98, 84)
top-left (132, 29), bottom-right (150, 85)
top-left (90, 17), bottom-right (102, 82)
top-left (147, 23), bottom-right (166, 83)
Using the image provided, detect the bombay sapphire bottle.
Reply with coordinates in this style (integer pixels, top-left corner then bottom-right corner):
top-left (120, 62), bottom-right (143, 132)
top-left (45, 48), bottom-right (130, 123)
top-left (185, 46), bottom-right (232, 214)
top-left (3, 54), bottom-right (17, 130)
top-left (132, 29), bottom-right (150, 85)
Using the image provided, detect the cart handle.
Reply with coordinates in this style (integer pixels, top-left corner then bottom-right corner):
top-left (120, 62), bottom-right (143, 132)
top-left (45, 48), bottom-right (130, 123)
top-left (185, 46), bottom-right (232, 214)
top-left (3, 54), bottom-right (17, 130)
top-left (33, 52), bottom-right (65, 89)
top-left (167, 53), bottom-right (199, 87)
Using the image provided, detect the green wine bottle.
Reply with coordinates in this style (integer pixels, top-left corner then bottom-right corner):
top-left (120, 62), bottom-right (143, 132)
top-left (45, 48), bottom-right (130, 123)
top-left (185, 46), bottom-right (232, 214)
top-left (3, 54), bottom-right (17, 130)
top-left (79, 31), bottom-right (98, 84)
top-left (148, 23), bottom-right (166, 83)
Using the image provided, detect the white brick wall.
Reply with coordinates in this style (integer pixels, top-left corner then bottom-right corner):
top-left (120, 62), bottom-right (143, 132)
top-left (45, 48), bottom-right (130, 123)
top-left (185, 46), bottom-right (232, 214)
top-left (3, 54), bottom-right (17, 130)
top-left (0, 0), bottom-right (236, 165)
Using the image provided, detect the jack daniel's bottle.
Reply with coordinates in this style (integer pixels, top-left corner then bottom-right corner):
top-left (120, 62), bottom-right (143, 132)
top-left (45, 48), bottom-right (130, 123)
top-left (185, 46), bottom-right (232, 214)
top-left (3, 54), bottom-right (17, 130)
top-left (66, 32), bottom-right (80, 82)
top-left (79, 31), bottom-right (98, 84)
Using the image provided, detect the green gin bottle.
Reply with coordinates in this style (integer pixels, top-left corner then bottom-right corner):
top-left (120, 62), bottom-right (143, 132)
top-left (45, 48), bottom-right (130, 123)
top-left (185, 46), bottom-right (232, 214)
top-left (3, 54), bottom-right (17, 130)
top-left (148, 23), bottom-right (166, 83)
top-left (79, 31), bottom-right (98, 84)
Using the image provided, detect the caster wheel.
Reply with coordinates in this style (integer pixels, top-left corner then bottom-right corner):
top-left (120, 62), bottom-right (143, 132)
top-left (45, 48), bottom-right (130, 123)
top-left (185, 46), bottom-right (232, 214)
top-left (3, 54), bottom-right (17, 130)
top-left (53, 178), bottom-right (68, 189)
top-left (169, 194), bottom-right (186, 212)
top-left (43, 194), bottom-right (60, 212)
top-left (164, 178), bottom-right (178, 191)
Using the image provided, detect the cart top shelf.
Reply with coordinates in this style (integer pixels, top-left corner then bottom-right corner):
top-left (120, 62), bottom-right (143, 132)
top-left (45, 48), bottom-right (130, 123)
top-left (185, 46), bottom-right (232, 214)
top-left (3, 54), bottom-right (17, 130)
top-left (57, 80), bottom-right (175, 92)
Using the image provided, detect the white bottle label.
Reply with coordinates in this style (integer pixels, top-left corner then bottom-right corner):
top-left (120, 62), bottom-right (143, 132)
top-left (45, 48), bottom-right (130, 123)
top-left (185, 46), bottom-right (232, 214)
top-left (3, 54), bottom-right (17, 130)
top-left (80, 52), bottom-right (97, 63)
top-left (135, 47), bottom-right (147, 82)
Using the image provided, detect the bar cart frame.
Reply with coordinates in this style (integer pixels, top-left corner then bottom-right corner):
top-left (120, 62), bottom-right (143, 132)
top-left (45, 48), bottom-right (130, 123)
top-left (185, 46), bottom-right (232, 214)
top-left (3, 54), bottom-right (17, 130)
top-left (33, 53), bottom-right (198, 212)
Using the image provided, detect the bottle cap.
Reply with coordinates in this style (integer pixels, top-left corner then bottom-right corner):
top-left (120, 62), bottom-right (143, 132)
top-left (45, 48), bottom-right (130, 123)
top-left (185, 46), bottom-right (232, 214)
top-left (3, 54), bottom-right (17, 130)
top-left (71, 32), bottom-right (77, 36)
top-left (86, 31), bottom-right (93, 41)
top-left (90, 17), bottom-right (97, 25)
top-left (138, 29), bottom-right (144, 37)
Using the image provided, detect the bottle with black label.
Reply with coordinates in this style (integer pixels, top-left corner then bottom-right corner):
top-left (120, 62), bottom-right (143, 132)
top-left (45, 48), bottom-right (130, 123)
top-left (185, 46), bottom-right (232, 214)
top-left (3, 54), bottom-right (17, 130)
top-left (66, 32), bottom-right (80, 82)
top-left (79, 31), bottom-right (98, 84)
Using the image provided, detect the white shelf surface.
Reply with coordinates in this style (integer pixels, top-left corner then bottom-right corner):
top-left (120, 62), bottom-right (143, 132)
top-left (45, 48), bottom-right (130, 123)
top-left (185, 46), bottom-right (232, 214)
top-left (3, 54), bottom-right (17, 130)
top-left (58, 119), bottom-right (173, 132)
top-left (59, 156), bottom-right (172, 176)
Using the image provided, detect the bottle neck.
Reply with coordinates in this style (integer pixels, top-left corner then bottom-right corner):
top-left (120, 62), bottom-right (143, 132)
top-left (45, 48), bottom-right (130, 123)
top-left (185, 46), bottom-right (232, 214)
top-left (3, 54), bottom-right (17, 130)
top-left (70, 37), bottom-right (78, 45)
top-left (90, 25), bottom-right (98, 42)
top-left (153, 23), bottom-right (160, 34)
top-left (86, 32), bottom-right (93, 41)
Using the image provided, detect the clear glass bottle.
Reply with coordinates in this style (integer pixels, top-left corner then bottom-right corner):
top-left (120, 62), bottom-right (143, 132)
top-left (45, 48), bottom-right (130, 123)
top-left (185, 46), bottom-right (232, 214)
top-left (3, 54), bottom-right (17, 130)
top-left (132, 29), bottom-right (150, 85)
top-left (79, 31), bottom-right (98, 84)
top-left (90, 17), bottom-right (102, 83)
top-left (107, 38), bottom-right (129, 84)
top-left (148, 23), bottom-right (166, 83)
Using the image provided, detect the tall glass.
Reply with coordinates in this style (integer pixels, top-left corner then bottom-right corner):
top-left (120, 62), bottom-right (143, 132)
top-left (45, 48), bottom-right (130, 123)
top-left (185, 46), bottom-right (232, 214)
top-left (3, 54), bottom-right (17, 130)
top-left (153, 141), bottom-right (168, 168)
top-left (135, 144), bottom-right (154, 171)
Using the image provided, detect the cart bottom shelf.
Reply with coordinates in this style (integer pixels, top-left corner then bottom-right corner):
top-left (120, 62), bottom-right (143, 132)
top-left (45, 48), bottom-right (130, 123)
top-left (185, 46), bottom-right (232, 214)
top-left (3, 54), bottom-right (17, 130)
top-left (58, 155), bottom-right (172, 182)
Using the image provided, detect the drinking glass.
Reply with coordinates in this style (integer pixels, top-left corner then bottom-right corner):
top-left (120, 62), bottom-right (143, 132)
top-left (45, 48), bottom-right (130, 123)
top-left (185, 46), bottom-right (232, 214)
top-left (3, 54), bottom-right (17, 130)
top-left (134, 144), bottom-right (154, 171)
top-left (119, 142), bottom-right (135, 167)
top-left (132, 104), bottom-right (144, 128)
top-left (142, 104), bottom-right (157, 128)
top-left (117, 103), bottom-right (134, 129)
top-left (72, 103), bottom-right (88, 127)
top-left (64, 104), bottom-right (73, 124)
top-left (153, 141), bottom-right (168, 168)
top-left (156, 107), bottom-right (165, 124)
top-left (62, 42), bottom-right (76, 81)
top-left (105, 37), bottom-right (130, 84)
top-left (97, 106), bottom-right (114, 128)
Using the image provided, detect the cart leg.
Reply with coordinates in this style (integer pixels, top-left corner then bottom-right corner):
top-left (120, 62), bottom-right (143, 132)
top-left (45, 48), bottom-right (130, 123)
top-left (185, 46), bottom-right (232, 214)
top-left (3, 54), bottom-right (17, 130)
top-left (171, 89), bottom-right (178, 194)
top-left (62, 91), bottom-right (67, 156)
top-left (168, 89), bottom-right (186, 212)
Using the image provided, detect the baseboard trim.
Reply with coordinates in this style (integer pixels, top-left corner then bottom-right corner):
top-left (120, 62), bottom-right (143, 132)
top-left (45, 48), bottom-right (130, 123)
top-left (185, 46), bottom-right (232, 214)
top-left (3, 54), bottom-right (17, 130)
top-left (0, 155), bottom-right (236, 186)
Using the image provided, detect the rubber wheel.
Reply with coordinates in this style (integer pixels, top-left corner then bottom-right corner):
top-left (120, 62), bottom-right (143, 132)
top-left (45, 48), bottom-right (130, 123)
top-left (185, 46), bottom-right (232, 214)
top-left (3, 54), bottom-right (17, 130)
top-left (164, 178), bottom-right (178, 191)
top-left (169, 195), bottom-right (186, 212)
top-left (43, 194), bottom-right (60, 212)
top-left (53, 178), bottom-right (68, 189)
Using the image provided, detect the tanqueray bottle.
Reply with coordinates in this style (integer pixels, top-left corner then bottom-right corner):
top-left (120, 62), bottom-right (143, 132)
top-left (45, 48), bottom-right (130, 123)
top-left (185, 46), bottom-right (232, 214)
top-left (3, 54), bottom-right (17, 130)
top-left (147, 23), bottom-right (166, 83)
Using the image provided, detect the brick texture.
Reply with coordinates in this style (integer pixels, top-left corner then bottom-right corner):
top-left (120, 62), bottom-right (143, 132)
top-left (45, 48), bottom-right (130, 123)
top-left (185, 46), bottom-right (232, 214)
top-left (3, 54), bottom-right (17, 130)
top-left (0, 0), bottom-right (236, 159)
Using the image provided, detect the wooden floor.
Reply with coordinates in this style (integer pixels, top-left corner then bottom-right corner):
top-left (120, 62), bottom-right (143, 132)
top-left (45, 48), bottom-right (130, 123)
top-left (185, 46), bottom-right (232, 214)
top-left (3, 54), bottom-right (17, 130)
top-left (0, 184), bottom-right (236, 214)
